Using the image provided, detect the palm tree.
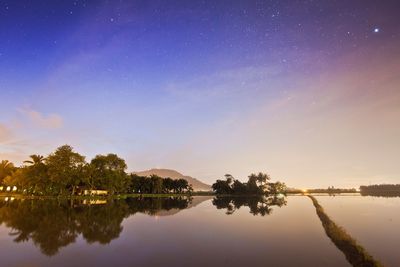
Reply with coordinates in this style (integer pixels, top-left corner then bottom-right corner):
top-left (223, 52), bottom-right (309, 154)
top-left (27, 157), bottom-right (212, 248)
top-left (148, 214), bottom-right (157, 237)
top-left (24, 155), bottom-right (45, 166)
top-left (0, 160), bottom-right (15, 184)
top-left (255, 172), bottom-right (270, 189)
top-left (224, 174), bottom-right (234, 185)
top-left (23, 155), bottom-right (47, 195)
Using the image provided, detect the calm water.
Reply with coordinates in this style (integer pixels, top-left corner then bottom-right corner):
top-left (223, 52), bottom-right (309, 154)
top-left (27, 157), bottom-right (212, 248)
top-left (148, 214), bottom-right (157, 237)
top-left (0, 195), bottom-right (379, 267)
top-left (317, 195), bottom-right (400, 267)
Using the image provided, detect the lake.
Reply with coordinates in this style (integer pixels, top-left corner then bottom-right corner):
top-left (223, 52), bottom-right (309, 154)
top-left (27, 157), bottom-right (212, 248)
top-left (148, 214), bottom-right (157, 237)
top-left (317, 195), bottom-right (400, 267)
top-left (0, 195), bottom-right (397, 267)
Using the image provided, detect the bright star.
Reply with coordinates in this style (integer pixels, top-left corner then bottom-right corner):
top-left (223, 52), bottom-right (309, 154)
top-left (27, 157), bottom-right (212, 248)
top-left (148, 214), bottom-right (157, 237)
top-left (373, 28), bottom-right (380, 33)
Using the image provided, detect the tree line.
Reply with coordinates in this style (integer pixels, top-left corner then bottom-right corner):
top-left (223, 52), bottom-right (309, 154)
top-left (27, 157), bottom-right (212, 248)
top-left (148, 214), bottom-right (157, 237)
top-left (360, 184), bottom-right (400, 197)
top-left (359, 184), bottom-right (400, 192)
top-left (0, 145), bottom-right (192, 196)
top-left (211, 173), bottom-right (286, 195)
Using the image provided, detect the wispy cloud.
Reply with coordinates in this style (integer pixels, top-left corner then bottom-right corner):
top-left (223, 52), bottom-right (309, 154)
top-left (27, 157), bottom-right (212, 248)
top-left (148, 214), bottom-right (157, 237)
top-left (19, 108), bottom-right (64, 129)
top-left (0, 123), bottom-right (13, 143)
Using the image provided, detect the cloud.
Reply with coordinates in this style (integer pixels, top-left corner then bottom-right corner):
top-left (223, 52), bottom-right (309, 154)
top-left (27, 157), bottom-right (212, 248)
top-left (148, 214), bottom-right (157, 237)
top-left (19, 109), bottom-right (64, 129)
top-left (0, 124), bottom-right (13, 143)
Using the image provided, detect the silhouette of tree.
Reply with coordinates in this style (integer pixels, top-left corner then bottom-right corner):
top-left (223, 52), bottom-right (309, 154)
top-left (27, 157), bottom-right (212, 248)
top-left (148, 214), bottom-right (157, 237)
top-left (23, 155), bottom-right (45, 166)
top-left (212, 172), bottom-right (284, 196)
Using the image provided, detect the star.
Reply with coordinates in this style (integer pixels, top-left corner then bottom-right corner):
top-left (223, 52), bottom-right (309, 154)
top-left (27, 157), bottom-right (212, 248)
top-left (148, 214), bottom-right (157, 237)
top-left (373, 27), bottom-right (380, 33)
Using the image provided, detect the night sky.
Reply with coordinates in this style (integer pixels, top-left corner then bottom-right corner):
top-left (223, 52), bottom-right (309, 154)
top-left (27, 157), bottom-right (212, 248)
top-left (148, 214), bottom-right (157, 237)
top-left (1, 0), bottom-right (400, 187)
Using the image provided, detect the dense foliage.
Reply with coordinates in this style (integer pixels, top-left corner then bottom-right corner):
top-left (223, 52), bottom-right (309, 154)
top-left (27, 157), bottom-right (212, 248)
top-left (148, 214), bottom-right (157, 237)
top-left (211, 173), bottom-right (286, 195)
top-left (360, 184), bottom-right (400, 197)
top-left (0, 145), bottom-right (193, 196)
top-left (130, 174), bottom-right (192, 194)
top-left (360, 184), bottom-right (400, 192)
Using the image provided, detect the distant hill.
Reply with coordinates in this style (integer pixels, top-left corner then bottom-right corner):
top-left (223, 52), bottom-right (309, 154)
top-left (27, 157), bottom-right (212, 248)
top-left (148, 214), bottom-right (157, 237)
top-left (155, 196), bottom-right (213, 216)
top-left (133, 168), bottom-right (211, 191)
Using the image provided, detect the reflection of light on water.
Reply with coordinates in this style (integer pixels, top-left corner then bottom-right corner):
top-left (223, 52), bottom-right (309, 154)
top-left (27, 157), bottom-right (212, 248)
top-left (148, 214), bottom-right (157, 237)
top-left (82, 199), bottom-right (107, 205)
top-left (154, 215), bottom-right (160, 221)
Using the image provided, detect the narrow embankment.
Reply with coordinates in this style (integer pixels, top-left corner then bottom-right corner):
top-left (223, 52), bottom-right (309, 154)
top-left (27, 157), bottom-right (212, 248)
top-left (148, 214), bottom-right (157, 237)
top-left (308, 195), bottom-right (384, 267)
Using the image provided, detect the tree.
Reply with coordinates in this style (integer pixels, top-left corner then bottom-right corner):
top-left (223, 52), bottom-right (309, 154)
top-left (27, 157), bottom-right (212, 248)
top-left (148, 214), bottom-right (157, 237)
top-left (23, 155), bottom-right (48, 194)
top-left (163, 177), bottom-right (175, 193)
top-left (3, 168), bottom-right (29, 192)
top-left (211, 174), bottom-right (234, 194)
top-left (255, 172), bottom-right (270, 190)
top-left (130, 174), bottom-right (149, 194)
top-left (247, 174), bottom-right (261, 194)
top-left (269, 181), bottom-right (287, 195)
top-left (0, 160), bottom-right (15, 185)
top-left (187, 184), bottom-right (194, 195)
top-left (176, 179), bottom-right (189, 193)
top-left (213, 172), bottom-right (283, 196)
top-left (224, 174), bottom-right (234, 185)
top-left (149, 175), bottom-right (163, 194)
top-left (46, 145), bottom-right (86, 195)
top-left (24, 155), bottom-right (45, 166)
top-left (232, 180), bottom-right (247, 194)
top-left (90, 154), bottom-right (129, 194)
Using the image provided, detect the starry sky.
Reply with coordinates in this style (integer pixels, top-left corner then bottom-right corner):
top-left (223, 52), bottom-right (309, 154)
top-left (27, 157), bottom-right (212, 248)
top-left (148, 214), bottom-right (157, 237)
top-left (1, 0), bottom-right (400, 188)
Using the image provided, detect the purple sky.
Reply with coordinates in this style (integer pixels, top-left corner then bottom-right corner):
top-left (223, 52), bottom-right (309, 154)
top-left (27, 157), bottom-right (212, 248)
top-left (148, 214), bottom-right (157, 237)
top-left (1, 0), bottom-right (400, 187)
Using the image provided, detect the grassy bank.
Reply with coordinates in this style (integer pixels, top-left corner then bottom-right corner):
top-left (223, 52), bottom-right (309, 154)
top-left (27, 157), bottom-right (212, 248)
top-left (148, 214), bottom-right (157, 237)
top-left (308, 195), bottom-right (383, 267)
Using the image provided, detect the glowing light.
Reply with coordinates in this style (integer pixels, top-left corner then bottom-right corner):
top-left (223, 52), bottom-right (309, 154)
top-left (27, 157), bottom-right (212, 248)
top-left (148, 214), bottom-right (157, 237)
top-left (12, 186), bottom-right (17, 191)
top-left (6, 186), bottom-right (11, 192)
top-left (277, 193), bottom-right (285, 199)
top-left (302, 189), bottom-right (308, 193)
top-left (374, 28), bottom-right (380, 33)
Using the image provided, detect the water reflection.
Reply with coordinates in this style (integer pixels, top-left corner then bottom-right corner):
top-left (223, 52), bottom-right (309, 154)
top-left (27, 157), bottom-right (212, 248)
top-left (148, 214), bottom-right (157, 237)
top-left (360, 192), bottom-right (400, 197)
top-left (212, 195), bottom-right (287, 216)
top-left (0, 197), bottom-right (192, 256)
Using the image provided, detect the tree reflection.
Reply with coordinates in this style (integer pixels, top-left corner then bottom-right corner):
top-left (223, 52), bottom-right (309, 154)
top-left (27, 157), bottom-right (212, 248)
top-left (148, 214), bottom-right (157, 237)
top-left (0, 197), bottom-right (192, 256)
top-left (360, 192), bottom-right (400, 197)
top-left (212, 195), bottom-right (287, 216)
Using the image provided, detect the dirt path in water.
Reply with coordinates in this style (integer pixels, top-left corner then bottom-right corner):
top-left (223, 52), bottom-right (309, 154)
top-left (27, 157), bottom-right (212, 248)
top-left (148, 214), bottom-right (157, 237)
top-left (308, 195), bottom-right (384, 267)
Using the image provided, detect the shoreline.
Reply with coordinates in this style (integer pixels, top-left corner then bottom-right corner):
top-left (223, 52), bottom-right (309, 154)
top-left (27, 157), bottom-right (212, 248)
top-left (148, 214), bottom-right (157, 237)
top-left (0, 192), bottom-right (365, 200)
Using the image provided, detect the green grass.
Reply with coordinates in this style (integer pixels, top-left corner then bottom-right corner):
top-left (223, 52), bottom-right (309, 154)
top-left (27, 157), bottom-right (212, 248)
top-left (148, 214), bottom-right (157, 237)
top-left (308, 195), bottom-right (384, 267)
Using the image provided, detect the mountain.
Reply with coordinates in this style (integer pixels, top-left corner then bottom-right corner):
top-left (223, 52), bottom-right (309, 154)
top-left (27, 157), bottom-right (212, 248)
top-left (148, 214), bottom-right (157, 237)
top-left (155, 196), bottom-right (213, 216)
top-left (133, 168), bottom-right (211, 191)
